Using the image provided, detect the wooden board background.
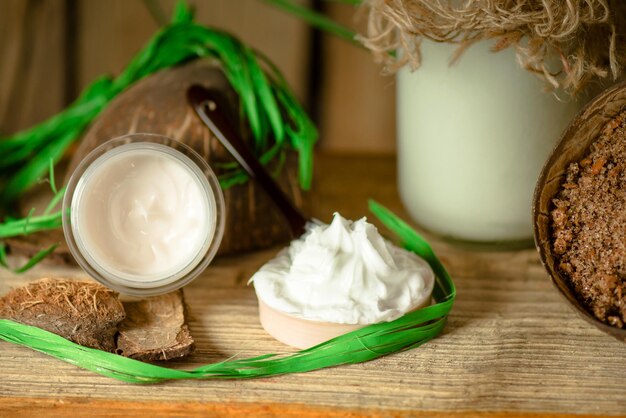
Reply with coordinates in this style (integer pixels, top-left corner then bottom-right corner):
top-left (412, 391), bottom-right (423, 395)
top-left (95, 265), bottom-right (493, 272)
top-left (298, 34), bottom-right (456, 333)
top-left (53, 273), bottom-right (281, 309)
top-left (1, 155), bottom-right (626, 417)
top-left (318, 3), bottom-right (396, 153)
top-left (0, 0), bottom-right (396, 153)
top-left (0, 0), bottom-right (68, 134)
top-left (7, 2), bottom-right (616, 416)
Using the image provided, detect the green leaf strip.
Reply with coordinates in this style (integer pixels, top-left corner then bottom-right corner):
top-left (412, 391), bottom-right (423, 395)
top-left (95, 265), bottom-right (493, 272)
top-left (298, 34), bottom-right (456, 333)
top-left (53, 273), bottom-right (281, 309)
top-left (0, 200), bottom-right (455, 383)
top-left (261, 0), bottom-right (361, 47)
top-left (0, 0), bottom-right (317, 204)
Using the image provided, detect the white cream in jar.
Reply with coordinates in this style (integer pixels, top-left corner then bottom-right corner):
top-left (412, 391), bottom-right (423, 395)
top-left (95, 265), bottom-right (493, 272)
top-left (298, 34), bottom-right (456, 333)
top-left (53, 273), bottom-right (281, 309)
top-left (63, 135), bottom-right (225, 296)
top-left (251, 213), bottom-right (435, 325)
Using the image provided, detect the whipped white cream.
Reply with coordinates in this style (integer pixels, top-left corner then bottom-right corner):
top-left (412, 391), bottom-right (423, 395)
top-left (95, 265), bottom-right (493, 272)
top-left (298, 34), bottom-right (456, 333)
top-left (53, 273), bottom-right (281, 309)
top-left (251, 213), bottom-right (435, 324)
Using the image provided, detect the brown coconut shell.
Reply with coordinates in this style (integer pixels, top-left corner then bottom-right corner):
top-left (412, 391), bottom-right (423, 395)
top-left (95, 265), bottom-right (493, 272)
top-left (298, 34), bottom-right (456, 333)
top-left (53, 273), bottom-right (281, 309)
top-left (533, 81), bottom-right (626, 343)
top-left (117, 290), bottom-right (194, 361)
top-left (0, 278), bottom-right (125, 352)
top-left (66, 58), bottom-right (304, 256)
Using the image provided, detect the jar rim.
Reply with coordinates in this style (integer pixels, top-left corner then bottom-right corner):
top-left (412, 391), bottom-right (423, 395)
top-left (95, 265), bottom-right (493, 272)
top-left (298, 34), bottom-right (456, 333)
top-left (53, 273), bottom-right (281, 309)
top-left (62, 133), bottom-right (226, 296)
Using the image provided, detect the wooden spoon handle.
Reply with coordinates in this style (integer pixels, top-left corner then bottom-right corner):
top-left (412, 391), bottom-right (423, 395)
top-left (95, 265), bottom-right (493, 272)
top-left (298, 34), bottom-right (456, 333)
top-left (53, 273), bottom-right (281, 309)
top-left (187, 84), bottom-right (307, 238)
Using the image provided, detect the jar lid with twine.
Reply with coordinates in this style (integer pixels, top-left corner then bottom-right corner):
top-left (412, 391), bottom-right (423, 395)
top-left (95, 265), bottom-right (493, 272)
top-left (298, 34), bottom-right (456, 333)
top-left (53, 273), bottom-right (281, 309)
top-left (358, 0), bottom-right (626, 94)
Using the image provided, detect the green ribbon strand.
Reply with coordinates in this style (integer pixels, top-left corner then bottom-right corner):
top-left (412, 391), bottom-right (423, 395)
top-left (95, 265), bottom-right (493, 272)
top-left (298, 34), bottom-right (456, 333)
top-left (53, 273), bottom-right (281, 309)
top-left (0, 0), bottom-right (317, 205)
top-left (0, 201), bottom-right (456, 383)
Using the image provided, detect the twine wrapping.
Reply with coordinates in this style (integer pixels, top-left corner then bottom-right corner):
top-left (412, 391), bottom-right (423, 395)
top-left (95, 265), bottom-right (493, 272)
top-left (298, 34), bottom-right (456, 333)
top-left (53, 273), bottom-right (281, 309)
top-left (359, 0), bottom-right (626, 93)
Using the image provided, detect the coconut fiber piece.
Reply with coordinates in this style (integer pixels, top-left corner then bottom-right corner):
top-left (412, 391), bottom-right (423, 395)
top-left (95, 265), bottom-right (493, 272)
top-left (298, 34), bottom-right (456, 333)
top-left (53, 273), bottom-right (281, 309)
top-left (116, 290), bottom-right (194, 361)
top-left (0, 279), bottom-right (195, 359)
top-left (0, 278), bottom-right (124, 351)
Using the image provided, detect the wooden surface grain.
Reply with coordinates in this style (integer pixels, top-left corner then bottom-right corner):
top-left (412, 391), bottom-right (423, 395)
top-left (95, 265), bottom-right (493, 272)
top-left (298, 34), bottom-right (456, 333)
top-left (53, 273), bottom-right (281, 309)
top-left (1, 154), bottom-right (626, 417)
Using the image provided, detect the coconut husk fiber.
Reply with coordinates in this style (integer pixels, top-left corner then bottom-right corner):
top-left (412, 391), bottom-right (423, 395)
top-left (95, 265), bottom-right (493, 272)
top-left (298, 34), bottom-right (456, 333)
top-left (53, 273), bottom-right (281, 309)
top-left (0, 278), bottom-right (125, 351)
top-left (360, 0), bottom-right (626, 93)
top-left (0, 279), bottom-right (196, 358)
top-left (116, 290), bottom-right (194, 361)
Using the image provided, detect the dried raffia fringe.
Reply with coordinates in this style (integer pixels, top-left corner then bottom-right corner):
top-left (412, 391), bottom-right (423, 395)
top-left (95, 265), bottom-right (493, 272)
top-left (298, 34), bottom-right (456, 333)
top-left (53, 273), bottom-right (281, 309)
top-left (0, 200), bottom-right (456, 383)
top-left (358, 0), bottom-right (626, 94)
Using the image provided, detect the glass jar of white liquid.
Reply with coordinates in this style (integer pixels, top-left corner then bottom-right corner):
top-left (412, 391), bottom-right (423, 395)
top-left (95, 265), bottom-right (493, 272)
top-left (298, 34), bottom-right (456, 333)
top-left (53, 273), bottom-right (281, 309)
top-left (397, 40), bottom-right (585, 247)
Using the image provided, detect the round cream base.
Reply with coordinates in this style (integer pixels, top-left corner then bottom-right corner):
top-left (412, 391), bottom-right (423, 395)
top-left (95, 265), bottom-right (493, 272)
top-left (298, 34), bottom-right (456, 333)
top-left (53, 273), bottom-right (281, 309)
top-left (257, 297), bottom-right (432, 349)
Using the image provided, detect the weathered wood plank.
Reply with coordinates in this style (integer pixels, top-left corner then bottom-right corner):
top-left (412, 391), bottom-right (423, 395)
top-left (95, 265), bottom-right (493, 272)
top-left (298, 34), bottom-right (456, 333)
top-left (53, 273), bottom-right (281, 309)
top-left (318, 4), bottom-right (396, 154)
top-left (75, 0), bottom-right (311, 101)
top-left (1, 154), bottom-right (625, 416)
top-left (0, 397), bottom-right (611, 418)
top-left (0, 0), bottom-right (67, 134)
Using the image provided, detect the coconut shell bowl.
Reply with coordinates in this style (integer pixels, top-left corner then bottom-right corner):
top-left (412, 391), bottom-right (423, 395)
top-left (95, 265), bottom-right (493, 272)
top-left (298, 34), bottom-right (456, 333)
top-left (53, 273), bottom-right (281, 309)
top-left (65, 58), bottom-right (304, 257)
top-left (533, 81), bottom-right (626, 343)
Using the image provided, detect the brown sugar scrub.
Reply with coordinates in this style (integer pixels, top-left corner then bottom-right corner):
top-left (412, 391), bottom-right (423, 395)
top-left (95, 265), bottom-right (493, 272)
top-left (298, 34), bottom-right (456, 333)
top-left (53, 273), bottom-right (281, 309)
top-left (551, 110), bottom-right (626, 328)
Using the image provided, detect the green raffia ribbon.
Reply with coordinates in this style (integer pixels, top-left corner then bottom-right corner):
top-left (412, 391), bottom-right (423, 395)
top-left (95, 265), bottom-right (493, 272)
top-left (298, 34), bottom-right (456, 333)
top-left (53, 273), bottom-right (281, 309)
top-left (0, 162), bottom-right (65, 273)
top-left (261, 0), bottom-right (361, 47)
top-left (0, 0), bottom-right (317, 206)
top-left (0, 201), bottom-right (456, 383)
top-left (0, 0), bottom-right (316, 270)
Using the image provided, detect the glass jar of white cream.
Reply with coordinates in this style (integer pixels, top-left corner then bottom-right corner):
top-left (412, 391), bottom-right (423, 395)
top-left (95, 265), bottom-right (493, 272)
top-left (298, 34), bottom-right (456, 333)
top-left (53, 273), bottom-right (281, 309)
top-left (63, 133), bottom-right (225, 296)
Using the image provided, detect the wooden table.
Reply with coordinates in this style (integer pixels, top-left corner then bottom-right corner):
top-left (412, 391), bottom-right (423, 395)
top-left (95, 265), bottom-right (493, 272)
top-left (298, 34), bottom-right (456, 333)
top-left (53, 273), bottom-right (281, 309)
top-left (1, 154), bottom-right (625, 417)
